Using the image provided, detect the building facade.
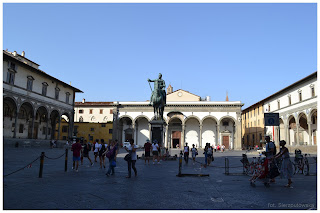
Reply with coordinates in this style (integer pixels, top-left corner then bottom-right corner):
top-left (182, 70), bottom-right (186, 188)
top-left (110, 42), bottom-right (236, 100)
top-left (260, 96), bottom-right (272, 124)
top-left (263, 72), bottom-right (317, 149)
top-left (70, 100), bottom-right (114, 143)
top-left (3, 50), bottom-right (82, 141)
top-left (241, 72), bottom-right (317, 151)
top-left (112, 87), bottom-right (244, 149)
top-left (241, 102), bottom-right (265, 149)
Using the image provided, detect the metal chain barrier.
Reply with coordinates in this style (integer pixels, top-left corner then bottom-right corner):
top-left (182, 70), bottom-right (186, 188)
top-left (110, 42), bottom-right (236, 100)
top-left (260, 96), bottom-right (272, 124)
top-left (4, 156), bottom-right (40, 178)
top-left (44, 152), bottom-right (65, 160)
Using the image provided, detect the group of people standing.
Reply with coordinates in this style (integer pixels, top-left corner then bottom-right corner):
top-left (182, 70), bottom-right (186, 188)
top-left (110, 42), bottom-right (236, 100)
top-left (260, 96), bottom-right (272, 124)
top-left (71, 138), bottom-right (118, 176)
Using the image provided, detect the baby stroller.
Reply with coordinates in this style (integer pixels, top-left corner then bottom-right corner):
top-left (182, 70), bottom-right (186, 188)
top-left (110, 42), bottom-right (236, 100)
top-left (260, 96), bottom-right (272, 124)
top-left (249, 157), bottom-right (271, 187)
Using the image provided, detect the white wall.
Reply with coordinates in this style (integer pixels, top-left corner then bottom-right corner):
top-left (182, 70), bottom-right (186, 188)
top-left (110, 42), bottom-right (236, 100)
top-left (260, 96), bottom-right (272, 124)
top-left (185, 118), bottom-right (200, 147)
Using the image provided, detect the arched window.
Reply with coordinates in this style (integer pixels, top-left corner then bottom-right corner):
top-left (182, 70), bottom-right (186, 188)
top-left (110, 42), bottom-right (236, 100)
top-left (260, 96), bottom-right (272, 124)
top-left (91, 116), bottom-right (95, 121)
top-left (79, 116), bottom-right (83, 122)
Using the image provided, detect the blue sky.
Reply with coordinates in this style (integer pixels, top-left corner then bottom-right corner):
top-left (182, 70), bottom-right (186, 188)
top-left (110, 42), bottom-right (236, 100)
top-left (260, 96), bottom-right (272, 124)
top-left (3, 3), bottom-right (317, 108)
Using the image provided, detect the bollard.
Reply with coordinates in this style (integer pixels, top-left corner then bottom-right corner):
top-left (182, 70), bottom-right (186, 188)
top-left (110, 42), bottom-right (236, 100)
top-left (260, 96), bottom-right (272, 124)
top-left (225, 157), bottom-right (229, 175)
top-left (39, 152), bottom-right (45, 178)
top-left (178, 156), bottom-right (182, 176)
top-left (65, 149), bottom-right (68, 172)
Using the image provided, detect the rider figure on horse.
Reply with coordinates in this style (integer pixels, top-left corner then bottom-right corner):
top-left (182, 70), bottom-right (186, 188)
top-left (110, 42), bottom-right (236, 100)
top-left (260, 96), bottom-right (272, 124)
top-left (148, 73), bottom-right (166, 106)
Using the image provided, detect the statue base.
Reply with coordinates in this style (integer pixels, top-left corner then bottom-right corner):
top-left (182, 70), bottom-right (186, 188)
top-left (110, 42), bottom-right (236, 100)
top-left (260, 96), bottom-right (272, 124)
top-left (149, 120), bottom-right (166, 146)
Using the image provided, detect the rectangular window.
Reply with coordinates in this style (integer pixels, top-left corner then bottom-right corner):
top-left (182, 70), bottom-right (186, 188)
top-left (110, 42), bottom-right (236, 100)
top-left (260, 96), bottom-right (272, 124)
top-left (42, 83), bottom-right (48, 96)
top-left (288, 96), bottom-right (291, 105)
top-left (19, 124), bottom-right (24, 133)
top-left (90, 109), bottom-right (93, 114)
top-left (27, 79), bottom-right (33, 91)
top-left (10, 62), bottom-right (16, 70)
top-left (101, 124), bottom-right (106, 127)
top-left (55, 88), bottom-right (60, 100)
top-left (110, 109), bottom-right (113, 114)
top-left (100, 109), bottom-right (103, 114)
top-left (278, 101), bottom-right (280, 110)
top-left (258, 106), bottom-right (259, 115)
top-left (79, 109), bottom-right (83, 114)
top-left (254, 121), bottom-right (256, 126)
top-left (66, 93), bottom-right (70, 104)
top-left (89, 136), bottom-right (93, 141)
top-left (109, 129), bottom-right (113, 134)
top-left (62, 136), bottom-right (67, 140)
top-left (258, 119), bottom-right (260, 125)
top-left (7, 72), bottom-right (15, 85)
top-left (299, 92), bottom-right (302, 102)
top-left (223, 121), bottom-right (228, 126)
top-left (62, 126), bottom-right (68, 133)
top-left (268, 104), bottom-right (270, 112)
top-left (90, 128), bottom-right (94, 131)
top-left (311, 87), bottom-right (315, 97)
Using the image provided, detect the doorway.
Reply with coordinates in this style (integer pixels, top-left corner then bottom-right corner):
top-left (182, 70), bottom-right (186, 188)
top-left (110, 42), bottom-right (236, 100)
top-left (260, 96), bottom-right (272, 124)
top-left (223, 136), bottom-right (229, 149)
top-left (172, 131), bottom-right (181, 148)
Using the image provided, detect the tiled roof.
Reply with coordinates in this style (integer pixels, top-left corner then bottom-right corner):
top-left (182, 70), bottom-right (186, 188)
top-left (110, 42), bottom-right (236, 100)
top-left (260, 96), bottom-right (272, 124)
top-left (75, 102), bottom-right (113, 106)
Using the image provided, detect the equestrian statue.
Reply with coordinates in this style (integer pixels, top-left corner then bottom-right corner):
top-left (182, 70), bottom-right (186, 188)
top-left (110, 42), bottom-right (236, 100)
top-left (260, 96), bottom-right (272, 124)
top-left (148, 73), bottom-right (166, 120)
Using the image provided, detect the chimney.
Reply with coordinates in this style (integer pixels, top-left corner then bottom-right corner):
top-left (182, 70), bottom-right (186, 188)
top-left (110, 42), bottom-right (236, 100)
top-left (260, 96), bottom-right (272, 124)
top-left (82, 98), bottom-right (85, 103)
top-left (22, 51), bottom-right (25, 57)
top-left (13, 51), bottom-right (17, 56)
top-left (167, 84), bottom-right (173, 94)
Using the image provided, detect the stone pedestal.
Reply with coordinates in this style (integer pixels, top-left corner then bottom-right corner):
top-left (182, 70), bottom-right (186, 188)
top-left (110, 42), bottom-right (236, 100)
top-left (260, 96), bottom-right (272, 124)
top-left (149, 120), bottom-right (166, 146)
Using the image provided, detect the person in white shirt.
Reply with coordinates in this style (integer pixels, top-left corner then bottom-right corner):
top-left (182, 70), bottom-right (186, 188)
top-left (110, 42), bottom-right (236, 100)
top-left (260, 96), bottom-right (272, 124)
top-left (191, 144), bottom-right (198, 165)
top-left (125, 139), bottom-right (138, 178)
top-left (184, 143), bottom-right (190, 164)
top-left (152, 140), bottom-right (160, 164)
top-left (93, 139), bottom-right (100, 162)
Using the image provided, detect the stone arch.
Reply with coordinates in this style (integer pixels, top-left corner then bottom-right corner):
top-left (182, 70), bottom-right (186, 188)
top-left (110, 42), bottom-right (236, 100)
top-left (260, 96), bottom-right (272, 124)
top-left (184, 115), bottom-right (201, 126)
top-left (288, 115), bottom-right (297, 145)
top-left (150, 115), bottom-right (168, 124)
top-left (201, 115), bottom-right (219, 125)
top-left (297, 111), bottom-right (308, 121)
top-left (34, 106), bottom-right (49, 139)
top-left (298, 112), bottom-right (308, 145)
top-left (168, 116), bottom-right (183, 148)
top-left (279, 117), bottom-right (285, 141)
top-left (134, 116), bottom-right (150, 147)
top-left (133, 115), bottom-right (150, 124)
top-left (3, 95), bottom-right (18, 108)
top-left (218, 116), bottom-right (237, 149)
top-left (184, 115), bottom-right (200, 148)
top-left (17, 101), bottom-right (34, 139)
top-left (310, 108), bottom-right (317, 145)
top-left (201, 115), bottom-right (218, 147)
top-left (3, 96), bottom-right (18, 138)
top-left (60, 111), bottom-right (71, 140)
top-left (119, 115), bottom-right (134, 122)
top-left (50, 110), bottom-right (60, 140)
top-left (218, 115), bottom-right (237, 125)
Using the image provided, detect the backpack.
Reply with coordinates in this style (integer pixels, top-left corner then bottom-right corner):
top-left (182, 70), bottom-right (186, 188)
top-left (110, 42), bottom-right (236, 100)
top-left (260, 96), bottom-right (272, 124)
top-left (99, 144), bottom-right (106, 154)
top-left (106, 146), bottom-right (116, 159)
top-left (268, 142), bottom-right (277, 155)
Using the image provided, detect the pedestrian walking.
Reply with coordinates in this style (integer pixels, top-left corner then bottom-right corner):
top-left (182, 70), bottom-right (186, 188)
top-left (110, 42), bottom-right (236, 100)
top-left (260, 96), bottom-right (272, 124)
top-left (105, 140), bottom-right (118, 176)
top-left (93, 139), bottom-right (99, 162)
top-left (191, 144), bottom-right (198, 165)
top-left (222, 144), bottom-right (225, 152)
top-left (265, 136), bottom-right (276, 183)
top-left (207, 145), bottom-right (213, 166)
top-left (125, 139), bottom-right (138, 178)
top-left (144, 139), bottom-right (152, 165)
top-left (81, 140), bottom-right (93, 166)
top-left (213, 144), bottom-right (217, 152)
top-left (183, 143), bottom-right (190, 164)
top-left (98, 139), bottom-right (107, 169)
top-left (152, 140), bottom-right (160, 164)
top-left (71, 138), bottom-right (82, 172)
top-left (204, 144), bottom-right (208, 165)
top-left (273, 140), bottom-right (293, 188)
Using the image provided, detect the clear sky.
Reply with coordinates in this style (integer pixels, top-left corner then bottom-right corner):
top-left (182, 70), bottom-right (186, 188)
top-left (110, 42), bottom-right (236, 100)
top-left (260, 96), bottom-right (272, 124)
top-left (3, 3), bottom-right (317, 108)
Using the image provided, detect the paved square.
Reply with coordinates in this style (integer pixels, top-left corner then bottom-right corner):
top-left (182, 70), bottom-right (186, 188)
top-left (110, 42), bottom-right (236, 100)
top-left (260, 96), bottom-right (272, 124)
top-left (3, 145), bottom-right (317, 210)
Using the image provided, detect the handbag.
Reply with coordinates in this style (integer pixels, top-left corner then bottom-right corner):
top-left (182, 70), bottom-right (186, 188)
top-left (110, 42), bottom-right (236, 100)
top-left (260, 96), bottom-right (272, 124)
top-left (111, 160), bottom-right (116, 167)
top-left (124, 153), bottom-right (131, 161)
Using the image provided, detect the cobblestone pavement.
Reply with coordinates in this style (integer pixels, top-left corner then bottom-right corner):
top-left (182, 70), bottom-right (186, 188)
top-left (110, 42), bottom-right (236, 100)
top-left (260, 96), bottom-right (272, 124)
top-left (3, 145), bottom-right (317, 210)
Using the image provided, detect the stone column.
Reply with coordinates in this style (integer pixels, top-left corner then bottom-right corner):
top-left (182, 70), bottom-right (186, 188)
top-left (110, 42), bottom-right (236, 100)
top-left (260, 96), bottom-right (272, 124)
top-left (13, 108), bottom-right (19, 138)
top-left (135, 123), bottom-right (138, 145)
top-left (45, 117), bottom-right (49, 140)
top-left (132, 124), bottom-right (136, 144)
top-left (165, 125), bottom-right (169, 148)
top-left (57, 117), bottom-right (61, 141)
top-left (217, 123), bottom-right (220, 146)
top-left (275, 126), bottom-right (280, 148)
top-left (199, 124), bottom-right (203, 148)
top-left (284, 124), bottom-right (288, 143)
top-left (181, 124), bottom-right (185, 147)
top-left (148, 123), bottom-right (152, 141)
top-left (296, 124), bottom-right (300, 146)
top-left (308, 122), bottom-right (312, 145)
top-left (30, 111), bottom-right (36, 139)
